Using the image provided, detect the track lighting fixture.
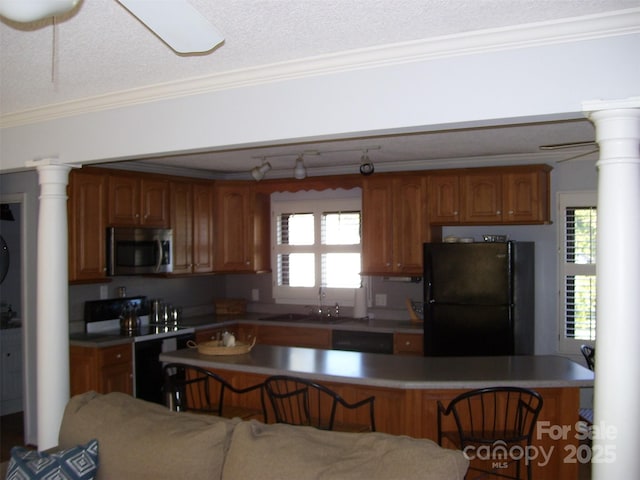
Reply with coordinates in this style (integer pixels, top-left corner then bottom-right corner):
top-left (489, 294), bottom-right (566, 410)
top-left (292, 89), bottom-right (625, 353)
top-left (359, 150), bottom-right (375, 176)
top-left (293, 155), bottom-right (307, 179)
top-left (250, 160), bottom-right (271, 181)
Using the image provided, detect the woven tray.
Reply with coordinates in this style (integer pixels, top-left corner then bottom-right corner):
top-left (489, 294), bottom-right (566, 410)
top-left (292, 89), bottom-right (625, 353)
top-left (188, 336), bottom-right (256, 356)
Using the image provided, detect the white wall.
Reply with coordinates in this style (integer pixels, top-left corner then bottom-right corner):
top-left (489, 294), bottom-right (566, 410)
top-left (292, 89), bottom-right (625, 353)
top-left (1, 30), bottom-right (638, 171)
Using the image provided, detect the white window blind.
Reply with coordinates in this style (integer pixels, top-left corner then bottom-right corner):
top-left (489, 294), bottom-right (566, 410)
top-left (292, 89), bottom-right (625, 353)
top-left (558, 192), bottom-right (597, 352)
top-left (272, 194), bottom-right (362, 305)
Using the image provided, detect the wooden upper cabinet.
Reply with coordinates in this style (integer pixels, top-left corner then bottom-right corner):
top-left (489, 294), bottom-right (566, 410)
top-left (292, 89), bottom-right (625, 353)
top-left (214, 182), bottom-right (270, 273)
top-left (169, 180), bottom-right (215, 274)
top-left (192, 183), bottom-right (215, 273)
top-left (502, 168), bottom-right (550, 223)
top-left (362, 174), bottom-right (428, 276)
top-left (460, 172), bottom-right (503, 223)
top-left (428, 174), bottom-right (460, 224)
top-left (169, 180), bottom-right (194, 275)
top-left (393, 176), bottom-right (428, 274)
top-left (68, 169), bottom-right (108, 282)
top-left (361, 177), bottom-right (394, 275)
top-left (108, 173), bottom-right (169, 227)
top-left (428, 165), bottom-right (551, 226)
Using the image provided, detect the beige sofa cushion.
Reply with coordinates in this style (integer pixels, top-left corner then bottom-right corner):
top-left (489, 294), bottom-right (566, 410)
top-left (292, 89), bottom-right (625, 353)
top-left (58, 391), bottom-right (238, 480)
top-left (222, 420), bottom-right (469, 480)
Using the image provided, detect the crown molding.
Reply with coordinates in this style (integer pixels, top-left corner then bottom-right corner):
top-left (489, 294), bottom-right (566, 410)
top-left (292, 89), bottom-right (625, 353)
top-left (2, 8), bottom-right (639, 129)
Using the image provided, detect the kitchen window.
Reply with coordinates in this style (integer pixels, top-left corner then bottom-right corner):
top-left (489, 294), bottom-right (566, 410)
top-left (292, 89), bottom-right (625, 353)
top-left (271, 191), bottom-right (362, 305)
top-left (558, 191), bottom-right (597, 353)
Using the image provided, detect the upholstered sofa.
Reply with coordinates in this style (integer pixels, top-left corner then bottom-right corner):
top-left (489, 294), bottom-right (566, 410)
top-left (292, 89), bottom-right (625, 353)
top-left (4, 391), bottom-right (468, 479)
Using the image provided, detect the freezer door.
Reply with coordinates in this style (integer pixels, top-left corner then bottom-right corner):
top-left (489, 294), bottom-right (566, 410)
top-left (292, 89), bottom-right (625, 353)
top-left (424, 304), bottom-right (514, 356)
top-left (423, 243), bottom-right (512, 305)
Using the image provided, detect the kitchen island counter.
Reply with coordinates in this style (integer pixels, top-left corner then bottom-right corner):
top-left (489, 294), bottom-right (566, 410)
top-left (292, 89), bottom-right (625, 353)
top-left (160, 345), bottom-right (592, 480)
top-left (159, 344), bottom-right (593, 390)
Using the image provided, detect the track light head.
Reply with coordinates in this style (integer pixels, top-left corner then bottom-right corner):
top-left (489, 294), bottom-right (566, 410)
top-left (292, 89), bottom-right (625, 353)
top-left (359, 151), bottom-right (374, 176)
top-left (293, 155), bottom-right (307, 179)
top-left (250, 161), bottom-right (271, 181)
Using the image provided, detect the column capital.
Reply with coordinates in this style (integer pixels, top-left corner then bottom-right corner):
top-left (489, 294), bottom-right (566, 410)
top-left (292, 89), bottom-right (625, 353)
top-left (583, 96), bottom-right (640, 115)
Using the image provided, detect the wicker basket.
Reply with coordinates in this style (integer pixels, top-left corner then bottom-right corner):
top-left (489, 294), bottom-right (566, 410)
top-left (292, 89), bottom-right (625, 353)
top-left (188, 336), bottom-right (256, 356)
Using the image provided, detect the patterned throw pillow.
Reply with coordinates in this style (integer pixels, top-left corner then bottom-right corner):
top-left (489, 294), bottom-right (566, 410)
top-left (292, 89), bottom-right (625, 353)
top-left (6, 439), bottom-right (99, 480)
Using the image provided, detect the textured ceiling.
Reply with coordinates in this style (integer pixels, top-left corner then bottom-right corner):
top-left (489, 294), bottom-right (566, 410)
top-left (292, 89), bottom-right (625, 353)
top-left (1, 0), bottom-right (637, 176)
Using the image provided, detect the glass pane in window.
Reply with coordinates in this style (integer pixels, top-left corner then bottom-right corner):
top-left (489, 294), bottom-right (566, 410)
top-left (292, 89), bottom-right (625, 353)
top-left (278, 213), bottom-right (314, 245)
top-left (565, 274), bottom-right (596, 340)
top-left (279, 253), bottom-right (315, 287)
top-left (566, 207), bottom-right (597, 264)
top-left (322, 253), bottom-right (361, 288)
top-left (322, 211), bottom-right (361, 245)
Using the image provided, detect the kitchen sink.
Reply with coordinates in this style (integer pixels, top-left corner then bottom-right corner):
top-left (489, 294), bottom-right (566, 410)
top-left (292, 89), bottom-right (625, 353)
top-left (258, 313), bottom-right (363, 325)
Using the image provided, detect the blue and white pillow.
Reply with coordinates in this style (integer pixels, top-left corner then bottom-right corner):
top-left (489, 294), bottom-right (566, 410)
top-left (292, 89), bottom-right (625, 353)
top-left (6, 438), bottom-right (99, 480)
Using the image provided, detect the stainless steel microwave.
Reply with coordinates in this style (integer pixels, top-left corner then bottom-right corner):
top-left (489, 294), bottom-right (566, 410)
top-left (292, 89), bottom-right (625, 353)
top-left (107, 227), bottom-right (173, 276)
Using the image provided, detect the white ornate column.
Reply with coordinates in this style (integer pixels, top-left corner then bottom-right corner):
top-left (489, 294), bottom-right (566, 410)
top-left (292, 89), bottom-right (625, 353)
top-left (26, 158), bottom-right (72, 451)
top-left (584, 98), bottom-right (640, 479)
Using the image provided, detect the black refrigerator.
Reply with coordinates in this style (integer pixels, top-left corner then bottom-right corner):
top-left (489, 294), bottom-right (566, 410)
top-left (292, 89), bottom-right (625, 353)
top-left (423, 241), bottom-right (534, 356)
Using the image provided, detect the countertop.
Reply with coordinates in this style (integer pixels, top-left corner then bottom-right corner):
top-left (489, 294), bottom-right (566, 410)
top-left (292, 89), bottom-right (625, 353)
top-left (159, 344), bottom-right (594, 390)
top-left (69, 313), bottom-right (423, 347)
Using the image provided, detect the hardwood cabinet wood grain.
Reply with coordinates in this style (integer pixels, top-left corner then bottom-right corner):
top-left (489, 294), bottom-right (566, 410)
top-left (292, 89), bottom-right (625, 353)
top-left (257, 324), bottom-right (332, 349)
top-left (362, 174), bottom-right (428, 276)
top-left (70, 344), bottom-right (132, 396)
top-left (68, 169), bottom-right (108, 282)
top-left (107, 173), bottom-right (169, 227)
top-left (393, 332), bottom-right (424, 355)
top-left (214, 182), bottom-right (270, 273)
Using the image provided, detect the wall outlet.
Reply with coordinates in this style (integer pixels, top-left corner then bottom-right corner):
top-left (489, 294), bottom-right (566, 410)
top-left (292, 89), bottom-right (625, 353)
top-left (375, 293), bottom-right (387, 307)
top-left (99, 285), bottom-right (108, 299)
top-left (251, 288), bottom-right (260, 302)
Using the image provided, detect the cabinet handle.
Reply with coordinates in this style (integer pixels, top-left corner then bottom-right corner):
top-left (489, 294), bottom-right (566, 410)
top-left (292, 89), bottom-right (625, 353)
top-left (453, 211), bottom-right (458, 215)
top-left (508, 210), bottom-right (514, 215)
top-left (405, 341), bottom-right (411, 346)
top-left (116, 353), bottom-right (122, 359)
top-left (496, 210), bottom-right (501, 215)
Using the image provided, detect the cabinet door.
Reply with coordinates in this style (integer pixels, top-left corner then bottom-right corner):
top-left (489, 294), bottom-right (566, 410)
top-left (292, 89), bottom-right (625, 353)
top-left (108, 174), bottom-right (140, 225)
top-left (193, 183), bottom-right (215, 273)
top-left (214, 185), bottom-right (252, 272)
top-left (428, 174), bottom-right (460, 224)
top-left (101, 363), bottom-right (133, 395)
top-left (502, 170), bottom-right (549, 223)
top-left (361, 178), bottom-right (394, 275)
top-left (68, 170), bottom-right (107, 281)
top-left (169, 181), bottom-right (194, 274)
top-left (140, 178), bottom-right (169, 227)
top-left (394, 333), bottom-right (424, 356)
top-left (393, 177), bottom-right (427, 274)
top-left (257, 325), bottom-right (331, 349)
top-left (460, 172), bottom-right (502, 223)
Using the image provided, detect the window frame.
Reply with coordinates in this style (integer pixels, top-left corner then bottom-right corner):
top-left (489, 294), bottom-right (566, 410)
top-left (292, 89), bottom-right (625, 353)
top-left (557, 190), bottom-right (597, 354)
top-left (271, 194), bottom-right (362, 306)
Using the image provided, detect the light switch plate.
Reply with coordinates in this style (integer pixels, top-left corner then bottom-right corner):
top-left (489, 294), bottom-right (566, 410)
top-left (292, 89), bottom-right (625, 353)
top-left (375, 293), bottom-right (387, 307)
top-left (251, 288), bottom-right (260, 302)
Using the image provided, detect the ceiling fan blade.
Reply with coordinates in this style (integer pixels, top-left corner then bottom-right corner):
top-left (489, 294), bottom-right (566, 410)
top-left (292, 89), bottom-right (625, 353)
top-left (0, 0), bottom-right (79, 22)
top-left (116, 0), bottom-right (224, 54)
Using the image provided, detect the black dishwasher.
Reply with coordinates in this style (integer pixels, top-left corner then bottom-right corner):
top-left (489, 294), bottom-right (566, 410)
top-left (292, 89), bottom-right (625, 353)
top-left (331, 330), bottom-right (394, 354)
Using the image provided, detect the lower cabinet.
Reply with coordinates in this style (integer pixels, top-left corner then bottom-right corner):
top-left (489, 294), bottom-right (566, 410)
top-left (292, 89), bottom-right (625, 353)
top-left (256, 325), bottom-right (332, 349)
top-left (70, 344), bottom-right (133, 396)
top-left (393, 333), bottom-right (424, 356)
